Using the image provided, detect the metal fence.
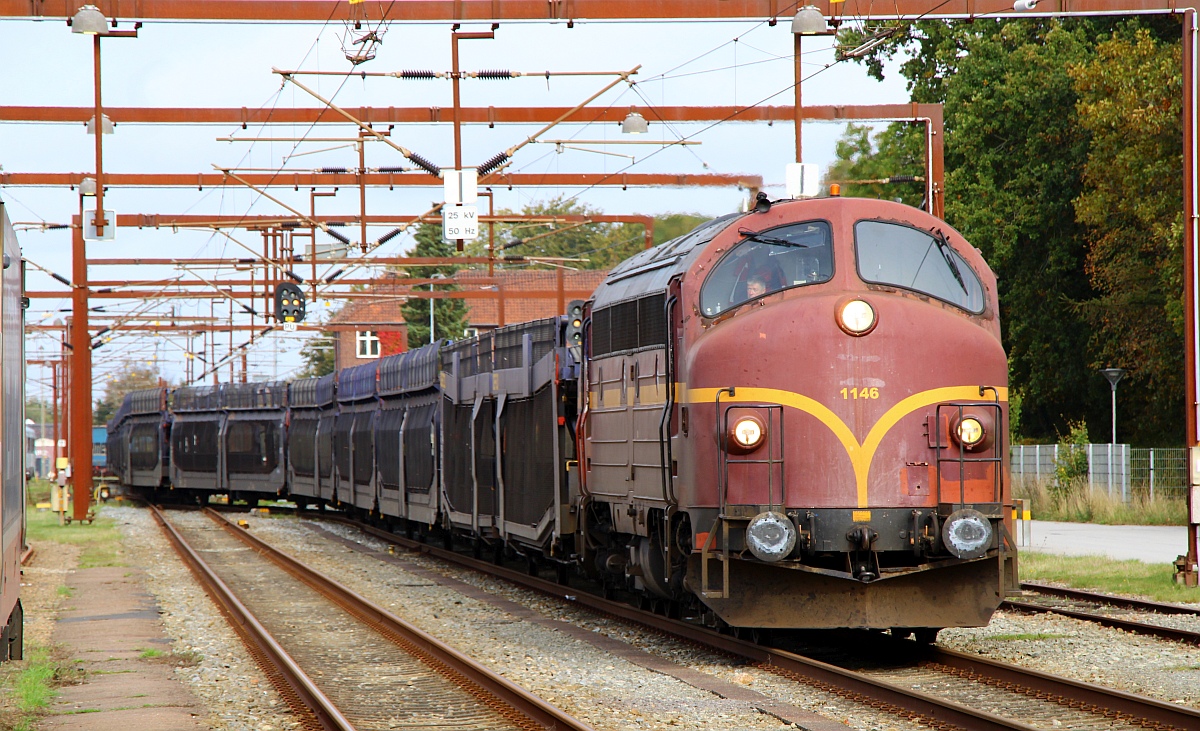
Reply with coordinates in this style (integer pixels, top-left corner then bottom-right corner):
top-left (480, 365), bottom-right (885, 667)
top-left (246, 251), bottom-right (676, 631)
top-left (1009, 444), bottom-right (1188, 501)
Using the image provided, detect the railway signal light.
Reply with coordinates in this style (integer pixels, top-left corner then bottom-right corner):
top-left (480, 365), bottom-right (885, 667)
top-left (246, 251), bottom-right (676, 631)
top-left (274, 282), bottom-right (306, 323)
top-left (565, 300), bottom-right (585, 347)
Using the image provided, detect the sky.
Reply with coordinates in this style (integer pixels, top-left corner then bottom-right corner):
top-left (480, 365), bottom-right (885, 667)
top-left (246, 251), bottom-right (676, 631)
top-left (0, 11), bottom-right (912, 404)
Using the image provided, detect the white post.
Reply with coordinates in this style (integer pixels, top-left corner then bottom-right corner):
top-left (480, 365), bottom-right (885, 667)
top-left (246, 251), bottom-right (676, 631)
top-left (1150, 449), bottom-right (1156, 502)
top-left (1108, 443), bottom-right (1114, 497)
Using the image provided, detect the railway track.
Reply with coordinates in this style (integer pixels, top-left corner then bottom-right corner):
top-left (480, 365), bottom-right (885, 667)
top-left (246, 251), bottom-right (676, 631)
top-left (1003, 582), bottom-right (1200, 646)
top-left (289, 512), bottom-right (1200, 731)
top-left (150, 505), bottom-right (593, 731)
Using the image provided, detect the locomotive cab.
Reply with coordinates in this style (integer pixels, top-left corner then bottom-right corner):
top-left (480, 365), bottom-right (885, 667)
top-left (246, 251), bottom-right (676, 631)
top-left (582, 196), bottom-right (1015, 631)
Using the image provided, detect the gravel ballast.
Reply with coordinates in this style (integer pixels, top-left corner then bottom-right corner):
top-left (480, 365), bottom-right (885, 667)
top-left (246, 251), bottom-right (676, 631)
top-left (109, 505), bottom-right (1200, 730)
top-left (108, 505), bottom-right (299, 731)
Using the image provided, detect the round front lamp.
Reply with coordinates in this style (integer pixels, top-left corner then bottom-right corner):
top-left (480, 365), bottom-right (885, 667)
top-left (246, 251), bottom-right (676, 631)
top-left (746, 511), bottom-right (797, 562)
top-left (957, 417), bottom-right (984, 447)
top-left (732, 416), bottom-right (764, 449)
top-left (837, 299), bottom-right (877, 335)
top-left (941, 508), bottom-right (993, 559)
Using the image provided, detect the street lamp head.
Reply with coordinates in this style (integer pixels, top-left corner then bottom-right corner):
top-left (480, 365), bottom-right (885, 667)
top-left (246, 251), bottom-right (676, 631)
top-left (1101, 367), bottom-right (1127, 388)
top-left (621, 109), bottom-right (649, 134)
top-left (791, 6), bottom-right (831, 36)
top-left (78, 177), bottom-right (97, 196)
top-left (71, 5), bottom-right (108, 35)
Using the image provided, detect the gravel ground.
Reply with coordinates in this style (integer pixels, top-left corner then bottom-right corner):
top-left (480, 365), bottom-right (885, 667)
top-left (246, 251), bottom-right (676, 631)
top-left (107, 505), bottom-right (1200, 730)
top-left (250, 515), bottom-right (932, 731)
top-left (294, 517), bottom-right (1200, 715)
top-left (106, 505), bottom-right (300, 731)
top-left (19, 541), bottom-right (80, 648)
top-left (939, 612), bottom-right (1200, 706)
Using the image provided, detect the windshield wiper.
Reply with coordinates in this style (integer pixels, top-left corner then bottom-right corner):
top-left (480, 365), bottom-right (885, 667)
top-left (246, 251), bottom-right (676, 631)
top-left (738, 227), bottom-right (808, 248)
top-left (932, 228), bottom-right (968, 294)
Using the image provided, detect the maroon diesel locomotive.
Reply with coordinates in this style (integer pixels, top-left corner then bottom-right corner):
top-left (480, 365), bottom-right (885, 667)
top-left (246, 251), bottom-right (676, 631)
top-left (579, 194), bottom-right (1015, 633)
top-left (109, 193), bottom-right (1015, 636)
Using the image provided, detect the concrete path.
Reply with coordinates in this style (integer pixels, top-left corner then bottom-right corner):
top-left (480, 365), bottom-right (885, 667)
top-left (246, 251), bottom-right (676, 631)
top-left (1022, 520), bottom-right (1188, 564)
top-left (43, 566), bottom-right (208, 731)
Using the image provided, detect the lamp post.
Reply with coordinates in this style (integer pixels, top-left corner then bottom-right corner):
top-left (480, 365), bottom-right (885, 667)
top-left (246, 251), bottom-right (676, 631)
top-left (1101, 367), bottom-right (1128, 502)
top-left (790, 6), bottom-right (833, 163)
top-left (1101, 367), bottom-right (1127, 444)
top-left (68, 5), bottom-right (136, 522)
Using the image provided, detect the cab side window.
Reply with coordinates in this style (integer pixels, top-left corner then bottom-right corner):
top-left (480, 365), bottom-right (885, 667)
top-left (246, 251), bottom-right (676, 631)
top-left (699, 221), bottom-right (833, 317)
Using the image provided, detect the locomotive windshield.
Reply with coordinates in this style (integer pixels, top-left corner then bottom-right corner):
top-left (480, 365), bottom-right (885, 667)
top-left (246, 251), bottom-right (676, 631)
top-left (699, 220), bottom-right (833, 316)
top-left (854, 220), bottom-right (985, 314)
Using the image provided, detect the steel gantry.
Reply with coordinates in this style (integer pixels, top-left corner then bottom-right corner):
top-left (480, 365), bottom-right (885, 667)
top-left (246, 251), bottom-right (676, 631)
top-left (5, 0), bottom-right (1197, 586)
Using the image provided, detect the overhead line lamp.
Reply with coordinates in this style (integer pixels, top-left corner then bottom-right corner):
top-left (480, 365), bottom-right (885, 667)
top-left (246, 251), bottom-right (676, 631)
top-left (622, 109), bottom-right (649, 134)
top-left (791, 5), bottom-right (831, 35)
top-left (70, 5), bottom-right (107, 34)
top-left (86, 114), bottom-right (114, 135)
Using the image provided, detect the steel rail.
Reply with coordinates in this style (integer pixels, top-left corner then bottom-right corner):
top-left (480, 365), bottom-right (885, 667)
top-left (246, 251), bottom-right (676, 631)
top-left (148, 505), bottom-right (354, 731)
top-left (199, 508), bottom-right (595, 731)
top-left (1020, 581), bottom-right (1200, 615)
top-left (312, 514), bottom-right (1200, 731)
top-left (925, 646), bottom-right (1200, 730)
top-left (312, 516), bottom-right (1034, 731)
top-left (1003, 599), bottom-right (1200, 646)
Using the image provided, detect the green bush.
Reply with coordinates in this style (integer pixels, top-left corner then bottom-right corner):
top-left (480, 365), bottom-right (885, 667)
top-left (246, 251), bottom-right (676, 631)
top-left (1053, 421), bottom-right (1090, 497)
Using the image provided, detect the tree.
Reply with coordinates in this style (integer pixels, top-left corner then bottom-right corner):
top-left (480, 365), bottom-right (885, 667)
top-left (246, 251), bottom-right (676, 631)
top-left (1070, 27), bottom-right (1184, 444)
top-left (25, 398), bottom-right (55, 427)
top-left (94, 363), bottom-right (162, 424)
top-left (826, 122), bottom-right (926, 208)
top-left (838, 16), bottom-right (1183, 444)
top-left (297, 333), bottom-right (336, 378)
top-left (470, 198), bottom-right (711, 270)
top-left (400, 223), bottom-right (470, 348)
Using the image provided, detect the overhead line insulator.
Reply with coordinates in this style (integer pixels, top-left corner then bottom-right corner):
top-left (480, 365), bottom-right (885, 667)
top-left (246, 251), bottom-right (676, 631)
top-left (376, 228), bottom-right (403, 245)
top-left (475, 69), bottom-right (516, 80)
top-left (406, 153), bottom-right (441, 177)
top-left (377, 166), bottom-right (407, 174)
top-left (477, 152), bottom-right (510, 177)
top-left (319, 166), bottom-right (348, 174)
top-left (326, 229), bottom-right (351, 246)
top-left (399, 70), bottom-right (438, 79)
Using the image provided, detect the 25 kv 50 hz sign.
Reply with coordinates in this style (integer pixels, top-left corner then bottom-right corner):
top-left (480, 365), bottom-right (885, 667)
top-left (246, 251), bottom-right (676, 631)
top-left (442, 205), bottom-right (479, 241)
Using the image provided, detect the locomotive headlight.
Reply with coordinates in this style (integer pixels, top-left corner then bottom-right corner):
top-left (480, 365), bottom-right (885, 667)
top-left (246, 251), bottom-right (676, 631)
top-left (956, 417), bottom-right (984, 447)
top-left (837, 299), bottom-right (876, 335)
top-left (732, 416), bottom-right (764, 449)
top-left (950, 412), bottom-right (994, 451)
top-left (941, 508), bottom-right (993, 559)
top-left (746, 511), bottom-right (797, 562)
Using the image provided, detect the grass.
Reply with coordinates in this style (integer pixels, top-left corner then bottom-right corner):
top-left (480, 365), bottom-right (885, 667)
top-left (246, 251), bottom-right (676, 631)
top-left (1019, 550), bottom-right (1200, 604)
top-left (0, 644), bottom-right (85, 730)
top-left (137, 648), bottom-right (164, 660)
top-left (1013, 477), bottom-right (1186, 526)
top-left (24, 507), bottom-right (125, 569)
